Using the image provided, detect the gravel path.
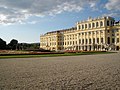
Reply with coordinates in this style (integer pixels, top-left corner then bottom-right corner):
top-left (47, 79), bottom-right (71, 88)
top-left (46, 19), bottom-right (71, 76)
top-left (0, 52), bottom-right (120, 90)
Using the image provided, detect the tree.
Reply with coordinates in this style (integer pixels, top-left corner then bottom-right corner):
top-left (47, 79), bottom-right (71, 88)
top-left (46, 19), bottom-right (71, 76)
top-left (0, 38), bottom-right (6, 50)
top-left (8, 39), bottom-right (18, 50)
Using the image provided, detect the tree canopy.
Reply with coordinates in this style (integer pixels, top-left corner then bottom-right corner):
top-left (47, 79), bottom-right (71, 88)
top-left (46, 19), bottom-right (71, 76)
top-left (0, 38), bottom-right (40, 50)
top-left (8, 39), bottom-right (18, 50)
top-left (0, 38), bottom-right (6, 50)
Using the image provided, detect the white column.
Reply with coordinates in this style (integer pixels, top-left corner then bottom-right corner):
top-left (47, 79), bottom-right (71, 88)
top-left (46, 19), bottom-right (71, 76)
top-left (87, 32), bottom-right (89, 51)
top-left (103, 30), bottom-right (106, 51)
top-left (77, 33), bottom-right (80, 50)
top-left (103, 30), bottom-right (105, 44)
top-left (95, 31), bottom-right (97, 44)
top-left (95, 31), bottom-right (97, 51)
top-left (81, 33), bottom-right (83, 51)
top-left (91, 31), bottom-right (93, 51)
top-left (84, 32), bottom-right (86, 50)
top-left (99, 30), bottom-right (101, 51)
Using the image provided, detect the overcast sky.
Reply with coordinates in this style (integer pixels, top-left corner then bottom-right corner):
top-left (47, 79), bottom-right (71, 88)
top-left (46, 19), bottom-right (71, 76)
top-left (0, 0), bottom-right (120, 43)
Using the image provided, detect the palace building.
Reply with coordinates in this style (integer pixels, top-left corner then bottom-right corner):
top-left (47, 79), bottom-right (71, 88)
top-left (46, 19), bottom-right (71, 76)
top-left (40, 16), bottom-right (120, 51)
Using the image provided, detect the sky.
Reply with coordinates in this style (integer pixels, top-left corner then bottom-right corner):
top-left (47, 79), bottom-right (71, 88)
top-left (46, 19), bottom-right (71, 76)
top-left (0, 0), bottom-right (120, 43)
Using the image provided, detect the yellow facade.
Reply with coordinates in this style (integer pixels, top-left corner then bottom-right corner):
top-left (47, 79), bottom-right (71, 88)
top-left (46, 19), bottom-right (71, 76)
top-left (40, 16), bottom-right (120, 51)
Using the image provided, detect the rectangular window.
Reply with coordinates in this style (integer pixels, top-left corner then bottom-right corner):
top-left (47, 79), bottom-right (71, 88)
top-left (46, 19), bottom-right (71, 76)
top-left (86, 39), bottom-right (87, 44)
top-left (89, 39), bottom-right (91, 44)
top-left (92, 23), bottom-right (95, 27)
top-left (93, 38), bottom-right (95, 44)
top-left (82, 39), bottom-right (84, 44)
top-left (112, 34), bottom-right (114, 36)
top-left (107, 21), bottom-right (109, 26)
top-left (79, 39), bottom-right (81, 44)
top-left (112, 38), bottom-right (115, 43)
top-left (101, 38), bottom-right (103, 43)
top-left (107, 37), bottom-right (110, 44)
top-left (97, 38), bottom-right (99, 44)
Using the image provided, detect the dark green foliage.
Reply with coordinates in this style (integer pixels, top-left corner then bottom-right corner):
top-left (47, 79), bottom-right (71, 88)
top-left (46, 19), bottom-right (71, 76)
top-left (8, 39), bottom-right (18, 50)
top-left (18, 43), bottom-right (40, 50)
top-left (0, 38), bottom-right (40, 50)
top-left (0, 38), bottom-right (6, 50)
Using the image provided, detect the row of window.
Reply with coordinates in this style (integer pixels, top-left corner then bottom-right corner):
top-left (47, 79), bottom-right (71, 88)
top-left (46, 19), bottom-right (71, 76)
top-left (41, 36), bottom-right (57, 41)
top-left (79, 38), bottom-right (103, 44)
top-left (78, 21), bottom-right (104, 30)
top-left (41, 30), bottom-right (106, 41)
top-left (59, 31), bottom-right (104, 40)
top-left (59, 38), bottom-right (104, 46)
top-left (78, 20), bottom-right (114, 30)
top-left (107, 20), bottom-right (114, 26)
top-left (58, 38), bottom-right (119, 45)
top-left (41, 42), bottom-right (57, 46)
top-left (41, 38), bottom-right (119, 46)
top-left (108, 37), bottom-right (119, 44)
top-left (78, 31), bottom-right (104, 36)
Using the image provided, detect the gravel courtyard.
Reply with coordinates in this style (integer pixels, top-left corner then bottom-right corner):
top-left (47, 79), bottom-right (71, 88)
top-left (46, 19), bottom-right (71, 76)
top-left (0, 52), bottom-right (120, 90)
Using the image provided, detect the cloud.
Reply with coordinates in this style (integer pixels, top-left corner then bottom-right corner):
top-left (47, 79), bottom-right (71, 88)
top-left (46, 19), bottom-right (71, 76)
top-left (103, 0), bottom-right (120, 20)
top-left (102, 12), bottom-right (120, 17)
top-left (105, 0), bottom-right (120, 11)
top-left (0, 0), bottom-right (99, 25)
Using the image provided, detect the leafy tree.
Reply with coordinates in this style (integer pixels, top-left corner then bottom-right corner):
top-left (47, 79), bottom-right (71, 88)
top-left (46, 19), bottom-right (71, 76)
top-left (8, 39), bottom-right (18, 50)
top-left (0, 38), bottom-right (6, 50)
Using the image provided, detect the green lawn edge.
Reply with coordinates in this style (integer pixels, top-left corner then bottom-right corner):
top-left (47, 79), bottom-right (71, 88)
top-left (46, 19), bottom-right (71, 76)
top-left (0, 52), bottom-right (116, 59)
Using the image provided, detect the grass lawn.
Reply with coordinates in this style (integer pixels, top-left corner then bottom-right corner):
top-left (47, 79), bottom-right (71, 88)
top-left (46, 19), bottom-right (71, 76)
top-left (0, 51), bottom-right (116, 59)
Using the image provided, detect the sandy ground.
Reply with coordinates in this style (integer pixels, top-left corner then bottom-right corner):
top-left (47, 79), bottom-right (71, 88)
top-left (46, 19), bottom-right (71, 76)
top-left (0, 52), bottom-right (120, 90)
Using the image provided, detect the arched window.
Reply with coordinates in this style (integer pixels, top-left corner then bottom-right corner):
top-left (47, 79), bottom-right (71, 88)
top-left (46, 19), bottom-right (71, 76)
top-left (85, 24), bottom-right (87, 29)
top-left (89, 23), bottom-right (91, 28)
top-left (96, 22), bottom-right (99, 27)
top-left (82, 25), bottom-right (84, 29)
top-left (100, 21), bottom-right (103, 27)
top-left (92, 23), bottom-right (95, 28)
top-left (82, 39), bottom-right (84, 44)
top-left (79, 39), bottom-right (81, 44)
